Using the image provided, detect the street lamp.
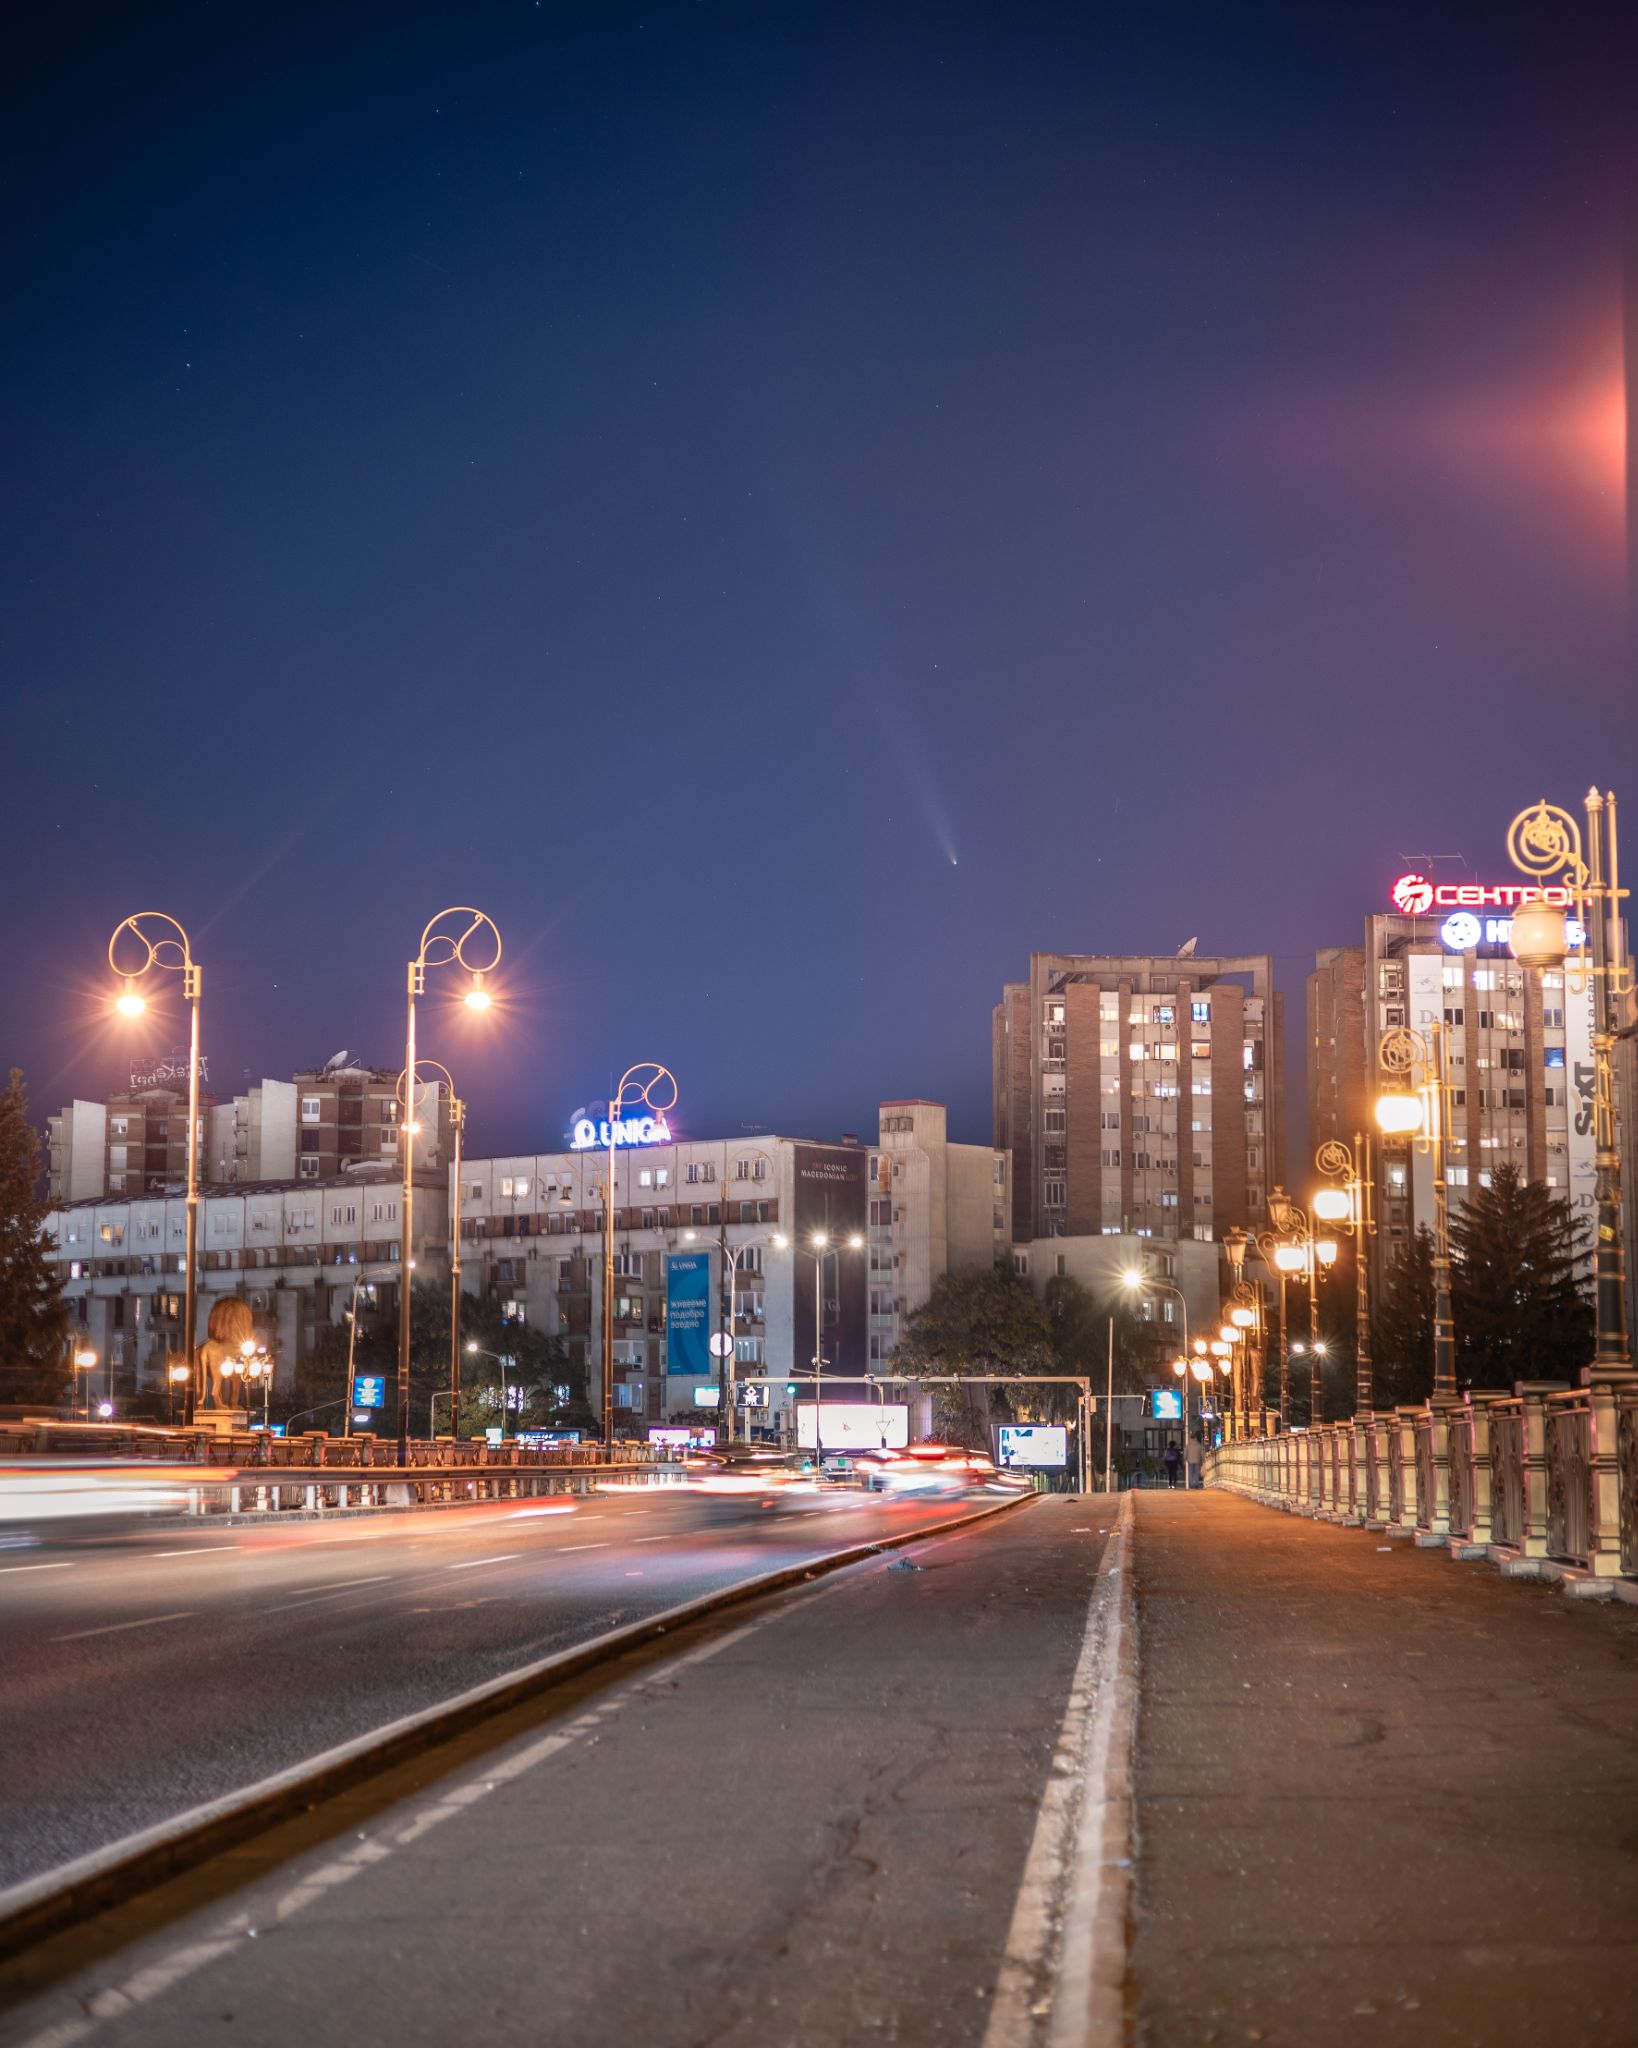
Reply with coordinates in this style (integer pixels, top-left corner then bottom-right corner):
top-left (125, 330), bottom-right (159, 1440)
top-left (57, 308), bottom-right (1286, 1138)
top-left (238, 1340), bottom-right (273, 1429)
top-left (1121, 1264), bottom-right (1190, 1449)
top-left (1264, 1190), bottom-right (1337, 1427)
top-left (683, 1228), bottom-right (781, 1442)
top-left (1375, 1023), bottom-right (1456, 1404)
top-left (401, 909), bottom-right (501, 1462)
top-left (402, 1059), bottom-right (466, 1446)
top-left (598, 1064), bottom-right (678, 1450)
top-left (167, 1359), bottom-right (190, 1425)
top-left (1314, 1136), bottom-right (1376, 1416)
top-left (72, 1346), bottom-right (98, 1423)
top-left (1504, 793), bottom-right (1633, 1371)
top-left (108, 913), bottom-right (203, 1425)
top-left (466, 1340), bottom-right (513, 1438)
top-left (792, 1229), bottom-right (864, 1467)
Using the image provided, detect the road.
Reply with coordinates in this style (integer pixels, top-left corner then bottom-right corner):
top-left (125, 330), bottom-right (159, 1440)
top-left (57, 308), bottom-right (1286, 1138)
top-left (0, 1479), bottom-right (1026, 1892)
top-left (0, 1496), bottom-right (1117, 2048)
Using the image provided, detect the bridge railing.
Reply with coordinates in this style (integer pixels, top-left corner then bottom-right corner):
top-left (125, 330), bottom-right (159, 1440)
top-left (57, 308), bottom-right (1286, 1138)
top-left (1205, 1379), bottom-right (1638, 1592)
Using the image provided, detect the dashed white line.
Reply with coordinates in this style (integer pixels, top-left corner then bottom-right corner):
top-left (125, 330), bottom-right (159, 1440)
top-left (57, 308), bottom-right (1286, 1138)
top-left (54, 1612), bottom-right (196, 1643)
top-left (0, 1561), bottom-right (73, 1574)
top-left (445, 1554), bottom-right (521, 1571)
top-left (149, 1547), bottom-right (242, 1560)
top-left (556, 1543), bottom-right (610, 1554)
top-left (261, 1577), bottom-right (392, 1614)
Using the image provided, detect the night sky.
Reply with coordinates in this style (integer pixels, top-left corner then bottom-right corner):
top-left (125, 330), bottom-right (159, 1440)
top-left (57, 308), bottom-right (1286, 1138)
top-left (5, 3), bottom-right (1633, 1168)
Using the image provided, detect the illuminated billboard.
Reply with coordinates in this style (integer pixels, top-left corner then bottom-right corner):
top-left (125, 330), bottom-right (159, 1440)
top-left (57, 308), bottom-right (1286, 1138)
top-left (796, 1402), bottom-right (909, 1451)
top-left (997, 1425), bottom-right (1067, 1468)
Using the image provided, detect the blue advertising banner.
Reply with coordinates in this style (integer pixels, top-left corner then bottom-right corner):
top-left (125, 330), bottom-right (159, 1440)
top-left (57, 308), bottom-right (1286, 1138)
top-left (666, 1254), bottom-right (712, 1379)
top-left (353, 1375), bottom-right (386, 1410)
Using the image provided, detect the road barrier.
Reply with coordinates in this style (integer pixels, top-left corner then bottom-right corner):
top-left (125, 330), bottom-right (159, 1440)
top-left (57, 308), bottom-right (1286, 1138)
top-left (1204, 1379), bottom-right (1638, 1597)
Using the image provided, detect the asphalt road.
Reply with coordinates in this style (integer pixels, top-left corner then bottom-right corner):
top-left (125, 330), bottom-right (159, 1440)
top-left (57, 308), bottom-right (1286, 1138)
top-left (0, 1480), bottom-right (1022, 1892)
top-left (0, 1497), bottom-right (1117, 2048)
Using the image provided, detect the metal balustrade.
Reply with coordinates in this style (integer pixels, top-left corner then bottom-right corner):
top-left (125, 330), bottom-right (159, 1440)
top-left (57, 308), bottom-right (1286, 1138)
top-left (1205, 1380), bottom-right (1638, 1597)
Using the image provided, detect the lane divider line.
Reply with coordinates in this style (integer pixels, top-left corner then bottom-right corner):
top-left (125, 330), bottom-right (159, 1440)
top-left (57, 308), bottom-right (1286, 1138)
top-left (0, 1563), bottom-right (73, 1575)
top-left (980, 1492), bottom-right (1137, 2048)
top-left (444, 1555), bottom-right (521, 1571)
top-left (0, 1491), bottom-right (1033, 1963)
top-left (52, 1614), bottom-right (196, 1645)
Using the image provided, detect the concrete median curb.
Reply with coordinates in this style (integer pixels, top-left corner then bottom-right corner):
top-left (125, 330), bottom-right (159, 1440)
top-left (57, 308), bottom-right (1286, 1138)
top-left (0, 1489), bottom-right (1036, 1964)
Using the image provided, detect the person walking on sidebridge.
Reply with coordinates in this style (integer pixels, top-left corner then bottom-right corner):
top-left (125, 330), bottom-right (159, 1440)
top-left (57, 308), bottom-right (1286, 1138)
top-left (1163, 1441), bottom-right (1182, 1489)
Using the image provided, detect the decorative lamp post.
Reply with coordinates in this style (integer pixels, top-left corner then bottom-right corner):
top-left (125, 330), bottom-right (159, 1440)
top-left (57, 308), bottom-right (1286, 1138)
top-left (1375, 1024), bottom-right (1457, 1403)
top-left (795, 1231), bottom-right (865, 1466)
top-left (1314, 1135), bottom-right (1376, 1416)
top-left (1504, 794), bottom-right (1633, 1370)
top-left (599, 1065), bottom-right (678, 1450)
top-left (108, 914), bottom-right (203, 1425)
top-left (401, 1059), bottom-right (465, 1442)
top-left (400, 910), bottom-right (500, 1463)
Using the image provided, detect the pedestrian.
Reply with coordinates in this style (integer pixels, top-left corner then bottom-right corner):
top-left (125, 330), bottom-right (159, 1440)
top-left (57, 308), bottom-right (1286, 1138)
top-left (1186, 1434), bottom-right (1203, 1490)
top-left (1163, 1441), bottom-right (1181, 1489)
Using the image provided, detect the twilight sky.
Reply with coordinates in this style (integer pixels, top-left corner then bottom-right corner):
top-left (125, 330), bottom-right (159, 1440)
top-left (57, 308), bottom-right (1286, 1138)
top-left (4, 2), bottom-right (1633, 1168)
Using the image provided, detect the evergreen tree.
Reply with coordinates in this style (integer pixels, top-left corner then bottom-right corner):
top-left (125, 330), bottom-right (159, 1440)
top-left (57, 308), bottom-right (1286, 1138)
top-left (895, 1264), bottom-right (1055, 1445)
top-left (1449, 1163), bottom-right (1592, 1390)
top-left (0, 1071), bottom-right (70, 1406)
top-left (1371, 1226), bottom-right (1435, 1407)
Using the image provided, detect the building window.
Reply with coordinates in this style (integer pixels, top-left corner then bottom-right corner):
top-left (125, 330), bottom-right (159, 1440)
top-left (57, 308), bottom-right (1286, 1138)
top-left (301, 1097), bottom-right (321, 1123)
top-left (1044, 1108), bottom-right (1066, 1134)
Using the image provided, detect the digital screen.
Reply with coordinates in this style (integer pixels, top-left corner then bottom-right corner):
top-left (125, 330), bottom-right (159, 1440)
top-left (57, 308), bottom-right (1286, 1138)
top-left (353, 1375), bottom-right (385, 1409)
top-left (796, 1403), bottom-right (909, 1451)
top-left (997, 1426), bottom-right (1067, 1468)
top-left (1150, 1389), bottom-right (1183, 1420)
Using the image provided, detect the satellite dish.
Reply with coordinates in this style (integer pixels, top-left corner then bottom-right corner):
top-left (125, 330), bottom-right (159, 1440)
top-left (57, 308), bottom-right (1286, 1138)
top-left (324, 1050), bottom-right (350, 1072)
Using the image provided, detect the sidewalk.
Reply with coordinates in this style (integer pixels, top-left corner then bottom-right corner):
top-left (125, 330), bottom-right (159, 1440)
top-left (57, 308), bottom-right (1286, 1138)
top-left (1127, 1490), bottom-right (1638, 2047)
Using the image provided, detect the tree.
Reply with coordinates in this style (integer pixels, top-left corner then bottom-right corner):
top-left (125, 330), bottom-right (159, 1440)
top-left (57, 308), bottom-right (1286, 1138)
top-left (281, 1282), bottom-right (584, 1435)
top-left (1450, 1164), bottom-right (1592, 1390)
top-left (1372, 1226), bottom-right (1435, 1407)
top-left (0, 1071), bottom-right (69, 1407)
top-left (894, 1265), bottom-right (1055, 1446)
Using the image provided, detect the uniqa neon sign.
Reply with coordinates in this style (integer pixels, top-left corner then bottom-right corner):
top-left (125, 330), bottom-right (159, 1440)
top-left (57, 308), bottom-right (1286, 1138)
top-left (570, 1114), bottom-right (673, 1151)
top-left (1391, 872), bottom-right (1574, 916)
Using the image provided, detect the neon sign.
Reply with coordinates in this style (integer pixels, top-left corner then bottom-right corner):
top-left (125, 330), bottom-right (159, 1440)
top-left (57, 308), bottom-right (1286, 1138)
top-left (1439, 910), bottom-right (1585, 953)
top-left (1392, 872), bottom-right (1574, 915)
top-left (570, 1114), bottom-right (673, 1151)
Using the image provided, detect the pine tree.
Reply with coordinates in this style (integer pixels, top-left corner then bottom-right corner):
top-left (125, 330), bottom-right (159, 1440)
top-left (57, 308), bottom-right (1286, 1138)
top-left (1371, 1226), bottom-right (1435, 1407)
top-left (0, 1070), bottom-right (70, 1406)
top-left (1450, 1163), bottom-right (1593, 1390)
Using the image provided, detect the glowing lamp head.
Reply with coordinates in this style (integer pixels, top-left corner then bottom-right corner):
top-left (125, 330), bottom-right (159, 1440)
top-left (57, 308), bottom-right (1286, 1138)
top-left (1171, 1358), bottom-right (1186, 1378)
top-left (1509, 895), bottom-right (1568, 972)
top-left (463, 972), bottom-right (492, 1011)
top-left (846, 1233), bottom-right (865, 1250)
top-left (97, 1401), bottom-right (114, 1419)
top-left (168, 1363), bottom-right (190, 1384)
top-left (1215, 1358), bottom-right (1232, 1377)
top-left (1375, 1088), bottom-right (1424, 1137)
top-left (465, 1339), bottom-right (480, 1354)
top-left (772, 1233), bottom-right (789, 1249)
top-left (1219, 1324), bottom-right (1239, 1345)
top-left (1231, 1306), bottom-right (1256, 1329)
top-left (1315, 1239), bottom-right (1340, 1269)
top-left (811, 1232), bottom-right (829, 1250)
top-left (1314, 1341), bottom-right (1330, 1358)
top-left (240, 1338), bottom-right (256, 1357)
top-left (1120, 1267), bottom-right (1144, 1290)
top-left (1190, 1359), bottom-right (1214, 1383)
top-left (1209, 1340), bottom-right (1232, 1357)
top-left (1312, 1187), bottom-right (1351, 1224)
top-left (73, 1348), bottom-right (97, 1369)
top-left (115, 978), bottom-right (145, 1018)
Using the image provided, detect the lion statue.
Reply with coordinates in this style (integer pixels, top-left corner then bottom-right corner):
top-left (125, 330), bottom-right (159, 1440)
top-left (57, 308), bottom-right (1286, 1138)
top-left (196, 1297), bottom-right (257, 1410)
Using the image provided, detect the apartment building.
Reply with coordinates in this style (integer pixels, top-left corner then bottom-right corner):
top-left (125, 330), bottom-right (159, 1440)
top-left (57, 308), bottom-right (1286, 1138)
top-left (994, 950), bottom-right (1283, 1244)
top-left (457, 1101), bottom-right (1009, 1432)
top-left (45, 1169), bottom-right (450, 1406)
top-left (1308, 871), bottom-right (1637, 1319)
top-left (46, 1059), bottom-right (447, 1203)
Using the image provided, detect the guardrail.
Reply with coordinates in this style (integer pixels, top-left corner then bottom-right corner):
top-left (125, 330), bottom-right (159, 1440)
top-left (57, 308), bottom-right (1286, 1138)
top-left (0, 1421), bottom-right (656, 1470)
top-left (1204, 1378), bottom-right (1638, 1598)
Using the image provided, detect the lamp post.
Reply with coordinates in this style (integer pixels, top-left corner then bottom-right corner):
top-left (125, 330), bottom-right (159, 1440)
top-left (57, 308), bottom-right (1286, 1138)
top-left (166, 1359), bottom-right (190, 1425)
top-left (400, 909), bottom-right (500, 1464)
top-left (791, 1230), bottom-right (864, 1467)
top-left (1314, 1135), bottom-right (1376, 1416)
top-left (73, 1346), bottom-right (98, 1423)
top-left (684, 1229), bottom-right (779, 1442)
top-left (466, 1341), bottom-right (513, 1438)
top-left (401, 1059), bottom-right (465, 1447)
top-left (1505, 793), bottom-right (1633, 1370)
top-left (109, 913), bottom-right (203, 1426)
top-left (1265, 1191), bottom-right (1338, 1426)
top-left (1120, 1264), bottom-right (1189, 1450)
top-left (599, 1065), bottom-right (678, 1450)
top-left (1375, 1023), bottom-right (1456, 1403)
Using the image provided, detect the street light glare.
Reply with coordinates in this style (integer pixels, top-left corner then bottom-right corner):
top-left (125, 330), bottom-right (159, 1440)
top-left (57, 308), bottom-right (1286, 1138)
top-left (115, 981), bottom-right (145, 1017)
top-left (1120, 1267), bottom-right (1144, 1289)
top-left (811, 1232), bottom-right (829, 1249)
top-left (1312, 1187), bottom-right (1351, 1223)
top-left (846, 1233), bottom-right (864, 1249)
top-left (1375, 1088), bottom-right (1424, 1136)
top-left (463, 972), bottom-right (492, 1010)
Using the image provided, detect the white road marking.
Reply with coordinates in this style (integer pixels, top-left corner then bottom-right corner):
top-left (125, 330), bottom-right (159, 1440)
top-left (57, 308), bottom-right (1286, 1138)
top-left (8, 1611), bottom-right (769, 2048)
top-left (261, 1577), bottom-right (393, 1614)
top-left (149, 1547), bottom-right (241, 1559)
top-left (54, 1612), bottom-right (196, 1643)
top-left (445, 1554), bottom-right (521, 1571)
top-left (980, 1496), bottom-right (1135, 2048)
top-left (556, 1543), bottom-right (609, 1554)
top-left (0, 1562), bottom-right (73, 1574)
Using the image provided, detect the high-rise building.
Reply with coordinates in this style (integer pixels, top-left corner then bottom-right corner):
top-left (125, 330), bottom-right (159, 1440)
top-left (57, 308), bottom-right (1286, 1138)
top-left (47, 1087), bottom-right (211, 1204)
top-left (1308, 870), bottom-right (1636, 1322)
top-left (993, 950), bottom-right (1283, 1243)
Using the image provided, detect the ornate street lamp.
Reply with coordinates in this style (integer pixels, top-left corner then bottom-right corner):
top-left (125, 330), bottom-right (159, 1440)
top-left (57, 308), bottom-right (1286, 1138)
top-left (600, 1064), bottom-right (678, 1449)
top-left (108, 913), bottom-right (203, 1425)
top-left (1375, 1024), bottom-right (1456, 1404)
top-left (1314, 1135), bottom-right (1376, 1416)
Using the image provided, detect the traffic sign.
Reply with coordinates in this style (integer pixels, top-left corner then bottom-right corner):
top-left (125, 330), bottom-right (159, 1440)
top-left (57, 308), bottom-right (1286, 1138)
top-left (735, 1383), bottom-right (770, 1409)
top-left (353, 1375), bottom-right (385, 1410)
top-left (708, 1332), bottom-right (734, 1358)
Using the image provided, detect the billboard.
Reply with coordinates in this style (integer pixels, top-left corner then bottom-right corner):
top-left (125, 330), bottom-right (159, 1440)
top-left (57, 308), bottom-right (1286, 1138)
top-left (352, 1375), bottom-right (385, 1410)
top-left (666, 1253), bottom-right (713, 1379)
top-left (791, 1144), bottom-right (869, 1376)
top-left (796, 1402), bottom-right (909, 1451)
top-left (997, 1425), bottom-right (1067, 1469)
